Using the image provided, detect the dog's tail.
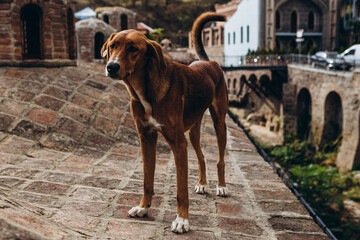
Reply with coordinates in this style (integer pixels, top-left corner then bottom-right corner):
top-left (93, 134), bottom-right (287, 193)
top-left (191, 12), bottom-right (226, 61)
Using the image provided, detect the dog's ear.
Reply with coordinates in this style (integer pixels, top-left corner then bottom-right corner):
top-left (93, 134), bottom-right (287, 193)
top-left (101, 33), bottom-right (117, 62)
top-left (146, 40), bottom-right (167, 78)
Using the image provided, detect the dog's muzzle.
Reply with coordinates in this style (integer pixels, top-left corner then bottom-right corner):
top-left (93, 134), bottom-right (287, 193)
top-left (106, 62), bottom-right (120, 77)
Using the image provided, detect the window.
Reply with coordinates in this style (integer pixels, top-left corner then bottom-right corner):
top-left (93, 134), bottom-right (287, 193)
top-left (21, 4), bottom-right (42, 59)
top-left (94, 32), bottom-right (105, 59)
top-left (67, 8), bottom-right (75, 60)
top-left (121, 14), bottom-right (128, 30)
top-left (233, 32), bottom-right (236, 44)
top-left (103, 15), bottom-right (109, 24)
top-left (291, 11), bottom-right (297, 32)
top-left (345, 49), bottom-right (356, 56)
top-left (247, 25), bottom-right (250, 43)
top-left (308, 11), bottom-right (314, 30)
top-left (276, 11), bottom-right (280, 29)
top-left (240, 27), bottom-right (243, 43)
top-left (228, 33), bottom-right (230, 45)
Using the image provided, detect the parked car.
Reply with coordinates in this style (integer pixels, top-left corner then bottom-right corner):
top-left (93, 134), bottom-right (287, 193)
top-left (311, 51), bottom-right (351, 70)
top-left (340, 44), bottom-right (360, 69)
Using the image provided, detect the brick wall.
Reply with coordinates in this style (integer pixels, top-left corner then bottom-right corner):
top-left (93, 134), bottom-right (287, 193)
top-left (0, 0), bottom-right (76, 63)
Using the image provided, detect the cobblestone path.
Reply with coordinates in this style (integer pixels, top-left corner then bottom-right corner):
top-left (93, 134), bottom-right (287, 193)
top-left (0, 63), bottom-right (329, 239)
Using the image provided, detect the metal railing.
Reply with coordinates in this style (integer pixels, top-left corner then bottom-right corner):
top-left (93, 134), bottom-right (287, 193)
top-left (209, 54), bottom-right (359, 70)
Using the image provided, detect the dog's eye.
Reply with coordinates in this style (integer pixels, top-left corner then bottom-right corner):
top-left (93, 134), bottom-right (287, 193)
top-left (127, 46), bottom-right (138, 52)
top-left (110, 44), bottom-right (116, 49)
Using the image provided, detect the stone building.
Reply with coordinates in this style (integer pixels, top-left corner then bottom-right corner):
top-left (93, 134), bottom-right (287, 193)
top-left (98, 7), bottom-right (136, 32)
top-left (76, 18), bottom-right (115, 61)
top-left (0, 0), bottom-right (76, 67)
top-left (266, 0), bottom-right (340, 51)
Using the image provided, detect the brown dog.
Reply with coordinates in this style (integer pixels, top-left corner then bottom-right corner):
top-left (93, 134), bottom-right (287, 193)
top-left (101, 12), bottom-right (228, 233)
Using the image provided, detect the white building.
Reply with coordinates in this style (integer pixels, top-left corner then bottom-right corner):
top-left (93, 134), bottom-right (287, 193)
top-left (224, 0), bottom-right (265, 66)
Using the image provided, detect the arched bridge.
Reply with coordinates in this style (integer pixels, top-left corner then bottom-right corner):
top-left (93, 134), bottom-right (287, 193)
top-left (219, 55), bottom-right (360, 171)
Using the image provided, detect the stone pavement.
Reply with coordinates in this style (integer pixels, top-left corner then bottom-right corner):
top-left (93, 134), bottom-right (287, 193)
top-left (0, 62), bottom-right (329, 239)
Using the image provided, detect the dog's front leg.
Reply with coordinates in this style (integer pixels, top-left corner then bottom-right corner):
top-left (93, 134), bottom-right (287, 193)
top-left (128, 101), bottom-right (158, 218)
top-left (163, 127), bottom-right (190, 233)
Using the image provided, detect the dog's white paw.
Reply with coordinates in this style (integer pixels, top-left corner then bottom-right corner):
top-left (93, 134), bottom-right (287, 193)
top-left (194, 185), bottom-right (207, 194)
top-left (171, 215), bottom-right (189, 233)
top-left (216, 185), bottom-right (229, 197)
top-left (128, 206), bottom-right (149, 217)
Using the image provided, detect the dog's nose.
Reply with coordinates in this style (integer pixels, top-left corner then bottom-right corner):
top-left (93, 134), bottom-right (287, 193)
top-left (106, 62), bottom-right (120, 75)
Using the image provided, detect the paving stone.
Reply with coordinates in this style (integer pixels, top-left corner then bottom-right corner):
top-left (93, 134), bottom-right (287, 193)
top-left (42, 133), bottom-right (77, 152)
top-left (163, 230), bottom-right (216, 239)
top-left (35, 95), bottom-right (65, 111)
top-left (0, 113), bottom-right (14, 131)
top-left (276, 232), bottom-right (329, 240)
top-left (18, 81), bottom-right (45, 93)
top-left (0, 99), bottom-right (29, 116)
top-left (0, 219), bottom-right (44, 240)
top-left (0, 208), bottom-right (67, 239)
top-left (62, 103), bottom-right (92, 124)
top-left (7, 88), bottom-right (36, 101)
top-left (71, 93), bottom-right (97, 109)
top-left (54, 117), bottom-right (87, 141)
top-left (60, 200), bottom-right (110, 217)
top-left (51, 210), bottom-right (100, 231)
top-left (0, 168), bottom-right (38, 179)
top-left (0, 177), bottom-right (25, 188)
top-left (105, 221), bottom-right (158, 238)
top-left (269, 216), bottom-right (323, 232)
top-left (24, 181), bottom-right (70, 196)
top-left (26, 107), bottom-right (58, 125)
top-left (0, 136), bottom-right (34, 155)
top-left (44, 86), bottom-right (72, 100)
top-left (70, 187), bottom-right (117, 202)
top-left (80, 176), bottom-right (121, 189)
top-left (12, 120), bottom-right (46, 141)
top-left (217, 217), bottom-right (263, 236)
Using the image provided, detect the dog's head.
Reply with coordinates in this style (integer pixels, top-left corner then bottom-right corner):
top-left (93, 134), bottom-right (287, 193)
top-left (101, 30), bottom-right (167, 80)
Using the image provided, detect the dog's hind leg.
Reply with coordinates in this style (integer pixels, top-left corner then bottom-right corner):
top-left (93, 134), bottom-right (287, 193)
top-left (189, 117), bottom-right (207, 194)
top-left (209, 82), bottom-right (229, 197)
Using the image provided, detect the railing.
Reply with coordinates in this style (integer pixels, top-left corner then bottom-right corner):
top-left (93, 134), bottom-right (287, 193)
top-left (209, 54), bottom-right (359, 70)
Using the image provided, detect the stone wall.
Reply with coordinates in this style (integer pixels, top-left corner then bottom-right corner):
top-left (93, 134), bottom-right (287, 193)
top-left (285, 65), bottom-right (360, 170)
top-left (0, 0), bottom-right (76, 65)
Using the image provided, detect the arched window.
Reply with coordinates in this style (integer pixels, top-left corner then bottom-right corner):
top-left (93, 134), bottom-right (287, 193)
top-left (276, 11), bottom-right (280, 30)
top-left (291, 11), bottom-right (297, 33)
top-left (94, 32), bottom-right (105, 59)
top-left (67, 8), bottom-right (75, 60)
top-left (21, 4), bottom-right (42, 59)
top-left (103, 15), bottom-right (109, 24)
top-left (308, 11), bottom-right (314, 30)
top-left (121, 14), bottom-right (128, 30)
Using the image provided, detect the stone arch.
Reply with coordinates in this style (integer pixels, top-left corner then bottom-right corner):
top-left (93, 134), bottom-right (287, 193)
top-left (21, 3), bottom-right (43, 59)
top-left (320, 91), bottom-right (343, 148)
top-left (233, 78), bottom-right (237, 94)
top-left (94, 32), bottom-right (105, 59)
top-left (121, 14), bottom-right (128, 30)
top-left (227, 78), bottom-right (231, 93)
top-left (67, 7), bottom-right (76, 60)
top-left (259, 75), bottom-right (270, 90)
top-left (237, 75), bottom-right (247, 96)
top-left (297, 88), bottom-right (312, 140)
top-left (249, 74), bottom-right (257, 85)
top-left (276, 10), bottom-right (281, 30)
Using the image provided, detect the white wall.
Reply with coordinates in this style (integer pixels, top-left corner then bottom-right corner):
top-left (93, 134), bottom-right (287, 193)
top-left (224, 0), bottom-right (261, 66)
